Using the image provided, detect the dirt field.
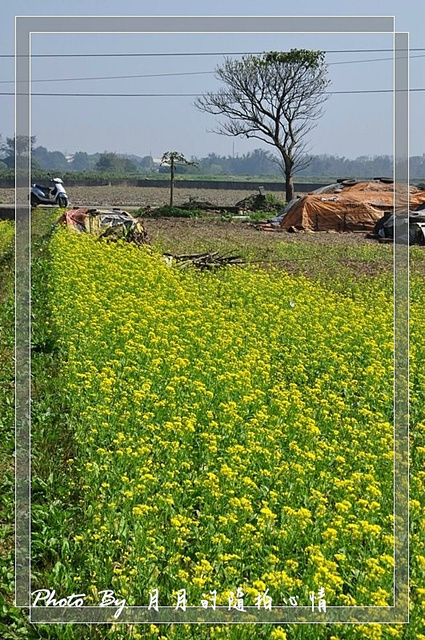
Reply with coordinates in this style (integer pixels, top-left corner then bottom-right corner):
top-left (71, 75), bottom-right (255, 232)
top-left (146, 217), bottom-right (369, 249)
top-left (143, 217), bottom-right (396, 279)
top-left (0, 185), bottom-right (269, 208)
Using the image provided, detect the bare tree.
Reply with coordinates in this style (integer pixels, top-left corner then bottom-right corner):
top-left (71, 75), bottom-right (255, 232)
top-left (160, 151), bottom-right (197, 207)
top-left (195, 49), bottom-right (330, 202)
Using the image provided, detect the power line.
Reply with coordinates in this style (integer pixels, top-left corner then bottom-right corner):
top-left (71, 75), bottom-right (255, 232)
top-left (328, 53), bottom-right (425, 66)
top-left (0, 70), bottom-right (214, 85)
top-left (1, 88), bottom-right (424, 96)
top-left (1, 47), bottom-right (425, 59)
top-left (330, 88), bottom-right (424, 94)
top-left (1, 53), bottom-right (424, 86)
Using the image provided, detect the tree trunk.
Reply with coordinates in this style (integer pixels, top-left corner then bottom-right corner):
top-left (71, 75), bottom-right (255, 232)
top-left (279, 151), bottom-right (294, 203)
top-left (285, 171), bottom-right (294, 203)
top-left (170, 160), bottom-right (175, 207)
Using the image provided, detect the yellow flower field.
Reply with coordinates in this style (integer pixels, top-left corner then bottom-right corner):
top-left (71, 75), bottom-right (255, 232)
top-left (40, 227), bottom-right (402, 618)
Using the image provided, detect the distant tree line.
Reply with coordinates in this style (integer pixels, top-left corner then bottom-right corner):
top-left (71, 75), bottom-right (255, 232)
top-left (1, 134), bottom-right (424, 179)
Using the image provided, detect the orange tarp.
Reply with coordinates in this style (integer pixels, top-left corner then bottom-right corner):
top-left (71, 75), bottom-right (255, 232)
top-left (335, 181), bottom-right (425, 210)
top-left (280, 181), bottom-right (425, 232)
top-left (280, 195), bottom-right (383, 232)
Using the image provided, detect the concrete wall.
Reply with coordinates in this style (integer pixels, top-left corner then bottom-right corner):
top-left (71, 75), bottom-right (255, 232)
top-left (135, 179), bottom-right (326, 192)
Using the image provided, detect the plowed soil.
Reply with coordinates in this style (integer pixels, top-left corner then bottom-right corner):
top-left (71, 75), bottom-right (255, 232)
top-left (0, 185), bottom-right (263, 208)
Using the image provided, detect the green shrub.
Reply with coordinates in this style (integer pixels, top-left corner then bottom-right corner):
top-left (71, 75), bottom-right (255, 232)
top-left (138, 205), bottom-right (202, 218)
top-left (265, 193), bottom-right (286, 209)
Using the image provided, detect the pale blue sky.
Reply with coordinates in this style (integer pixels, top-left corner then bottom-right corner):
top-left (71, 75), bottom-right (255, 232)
top-left (1, 1), bottom-right (424, 160)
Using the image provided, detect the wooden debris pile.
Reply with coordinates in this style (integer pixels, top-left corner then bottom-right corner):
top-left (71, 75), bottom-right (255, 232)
top-left (178, 200), bottom-right (241, 214)
top-left (235, 192), bottom-right (267, 211)
top-left (162, 251), bottom-right (245, 270)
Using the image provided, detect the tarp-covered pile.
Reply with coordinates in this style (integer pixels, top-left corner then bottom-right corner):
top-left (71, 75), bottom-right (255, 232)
top-left (276, 180), bottom-right (425, 232)
top-left (57, 208), bottom-right (148, 245)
